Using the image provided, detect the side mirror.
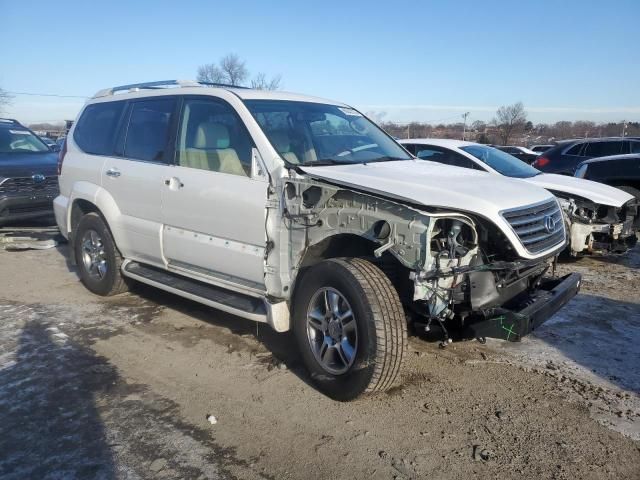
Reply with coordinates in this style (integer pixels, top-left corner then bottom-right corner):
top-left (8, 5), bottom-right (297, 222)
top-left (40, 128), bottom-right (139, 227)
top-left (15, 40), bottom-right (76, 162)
top-left (50, 145), bottom-right (61, 152)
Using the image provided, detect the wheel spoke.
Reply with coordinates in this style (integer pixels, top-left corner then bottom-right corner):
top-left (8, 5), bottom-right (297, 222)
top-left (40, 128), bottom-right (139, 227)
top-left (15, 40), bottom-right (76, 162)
top-left (97, 260), bottom-right (107, 278)
top-left (327, 290), bottom-right (340, 316)
top-left (339, 338), bottom-right (355, 364)
top-left (319, 340), bottom-right (331, 365)
top-left (338, 309), bottom-right (353, 323)
top-left (308, 308), bottom-right (325, 331)
top-left (335, 343), bottom-right (349, 366)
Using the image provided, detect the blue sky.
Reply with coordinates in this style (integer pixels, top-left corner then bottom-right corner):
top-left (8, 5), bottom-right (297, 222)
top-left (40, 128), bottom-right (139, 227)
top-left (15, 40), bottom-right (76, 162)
top-left (1, 0), bottom-right (638, 125)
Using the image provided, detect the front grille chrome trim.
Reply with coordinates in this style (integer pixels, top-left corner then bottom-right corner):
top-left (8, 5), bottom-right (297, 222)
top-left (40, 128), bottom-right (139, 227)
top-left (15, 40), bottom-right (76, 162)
top-left (501, 198), bottom-right (566, 254)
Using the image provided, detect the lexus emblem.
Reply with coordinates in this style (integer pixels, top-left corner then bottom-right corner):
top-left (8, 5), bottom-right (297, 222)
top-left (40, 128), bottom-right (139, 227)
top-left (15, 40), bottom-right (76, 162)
top-left (32, 174), bottom-right (46, 184)
top-left (543, 215), bottom-right (556, 233)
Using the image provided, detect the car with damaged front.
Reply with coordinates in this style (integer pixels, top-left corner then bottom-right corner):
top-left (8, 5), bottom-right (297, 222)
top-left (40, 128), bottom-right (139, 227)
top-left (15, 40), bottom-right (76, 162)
top-left (55, 81), bottom-right (581, 400)
top-left (400, 139), bottom-right (639, 256)
top-left (0, 118), bottom-right (60, 225)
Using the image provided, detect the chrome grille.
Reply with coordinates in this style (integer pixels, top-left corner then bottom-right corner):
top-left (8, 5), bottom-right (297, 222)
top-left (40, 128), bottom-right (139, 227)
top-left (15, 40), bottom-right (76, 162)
top-left (0, 176), bottom-right (59, 195)
top-left (502, 199), bottom-right (565, 254)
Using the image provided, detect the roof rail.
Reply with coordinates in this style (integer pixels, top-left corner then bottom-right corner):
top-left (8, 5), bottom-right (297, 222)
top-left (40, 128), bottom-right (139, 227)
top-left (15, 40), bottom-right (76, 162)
top-left (92, 79), bottom-right (250, 98)
top-left (0, 118), bottom-right (22, 126)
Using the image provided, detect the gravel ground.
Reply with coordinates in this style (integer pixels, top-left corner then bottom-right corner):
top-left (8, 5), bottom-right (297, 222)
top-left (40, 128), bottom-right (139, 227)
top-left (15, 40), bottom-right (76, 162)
top-left (0, 227), bottom-right (638, 479)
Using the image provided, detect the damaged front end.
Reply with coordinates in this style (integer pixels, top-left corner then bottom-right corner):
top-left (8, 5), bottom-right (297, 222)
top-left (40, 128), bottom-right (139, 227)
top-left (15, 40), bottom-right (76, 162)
top-left (554, 192), bottom-right (640, 256)
top-left (278, 178), bottom-right (580, 343)
top-left (410, 215), bottom-right (580, 343)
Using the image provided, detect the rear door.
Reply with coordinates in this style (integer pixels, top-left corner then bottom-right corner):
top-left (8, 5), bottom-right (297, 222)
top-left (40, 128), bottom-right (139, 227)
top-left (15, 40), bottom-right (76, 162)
top-left (100, 96), bottom-right (177, 264)
top-left (160, 96), bottom-right (269, 288)
top-left (583, 140), bottom-right (624, 159)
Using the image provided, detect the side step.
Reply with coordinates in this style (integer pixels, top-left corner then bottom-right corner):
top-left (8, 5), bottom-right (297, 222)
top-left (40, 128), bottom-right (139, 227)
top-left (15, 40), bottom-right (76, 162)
top-left (122, 261), bottom-right (268, 323)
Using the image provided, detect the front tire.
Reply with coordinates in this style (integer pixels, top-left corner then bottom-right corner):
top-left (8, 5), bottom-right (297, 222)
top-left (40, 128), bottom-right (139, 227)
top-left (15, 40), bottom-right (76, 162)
top-left (74, 212), bottom-right (130, 296)
top-left (293, 258), bottom-right (407, 401)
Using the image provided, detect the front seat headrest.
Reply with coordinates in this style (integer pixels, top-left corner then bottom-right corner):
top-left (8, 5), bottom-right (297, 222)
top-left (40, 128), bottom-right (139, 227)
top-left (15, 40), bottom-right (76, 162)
top-left (195, 123), bottom-right (230, 149)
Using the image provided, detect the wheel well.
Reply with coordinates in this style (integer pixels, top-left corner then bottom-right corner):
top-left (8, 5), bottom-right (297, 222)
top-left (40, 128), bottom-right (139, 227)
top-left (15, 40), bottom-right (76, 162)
top-left (296, 234), bottom-right (411, 302)
top-left (70, 199), bottom-right (101, 239)
top-left (299, 234), bottom-right (377, 268)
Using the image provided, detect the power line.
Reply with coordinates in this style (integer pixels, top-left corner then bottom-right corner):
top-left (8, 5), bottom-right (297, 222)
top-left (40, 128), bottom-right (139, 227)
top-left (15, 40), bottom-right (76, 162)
top-left (6, 91), bottom-right (88, 99)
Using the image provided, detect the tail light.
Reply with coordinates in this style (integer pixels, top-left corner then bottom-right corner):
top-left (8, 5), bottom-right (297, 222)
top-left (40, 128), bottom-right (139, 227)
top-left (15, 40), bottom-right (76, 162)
top-left (533, 156), bottom-right (550, 168)
top-left (57, 138), bottom-right (67, 175)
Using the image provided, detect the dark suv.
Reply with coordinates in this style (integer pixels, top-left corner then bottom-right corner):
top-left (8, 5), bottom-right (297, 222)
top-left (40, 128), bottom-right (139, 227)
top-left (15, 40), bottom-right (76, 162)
top-left (533, 137), bottom-right (640, 175)
top-left (0, 118), bottom-right (59, 224)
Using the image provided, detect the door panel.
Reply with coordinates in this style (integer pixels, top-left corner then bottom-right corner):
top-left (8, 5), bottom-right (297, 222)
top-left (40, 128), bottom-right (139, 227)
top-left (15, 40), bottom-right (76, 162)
top-left (101, 158), bottom-right (166, 263)
top-left (161, 167), bottom-right (268, 286)
top-left (160, 96), bottom-right (268, 287)
top-left (101, 97), bottom-right (177, 264)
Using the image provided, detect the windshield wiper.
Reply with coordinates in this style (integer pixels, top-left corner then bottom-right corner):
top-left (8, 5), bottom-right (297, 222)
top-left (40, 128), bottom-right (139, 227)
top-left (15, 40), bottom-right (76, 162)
top-left (362, 156), bottom-right (409, 164)
top-left (299, 156), bottom-right (409, 167)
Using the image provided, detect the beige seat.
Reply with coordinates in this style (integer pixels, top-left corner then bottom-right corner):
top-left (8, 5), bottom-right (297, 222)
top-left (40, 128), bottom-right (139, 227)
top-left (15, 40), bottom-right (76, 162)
top-left (181, 122), bottom-right (247, 176)
top-left (270, 130), bottom-right (300, 164)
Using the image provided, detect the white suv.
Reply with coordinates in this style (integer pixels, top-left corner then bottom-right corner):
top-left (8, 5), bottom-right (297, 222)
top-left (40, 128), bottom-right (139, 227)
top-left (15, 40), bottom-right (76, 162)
top-left (55, 80), bottom-right (580, 400)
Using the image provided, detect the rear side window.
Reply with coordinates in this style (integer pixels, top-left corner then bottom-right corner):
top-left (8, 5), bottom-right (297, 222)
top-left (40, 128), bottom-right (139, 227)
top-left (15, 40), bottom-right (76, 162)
top-left (565, 143), bottom-right (584, 155)
top-left (416, 146), bottom-right (480, 170)
top-left (627, 141), bottom-right (640, 154)
top-left (402, 144), bottom-right (417, 155)
top-left (74, 101), bottom-right (125, 155)
top-left (124, 98), bottom-right (176, 162)
top-left (584, 141), bottom-right (623, 157)
top-left (500, 147), bottom-right (518, 154)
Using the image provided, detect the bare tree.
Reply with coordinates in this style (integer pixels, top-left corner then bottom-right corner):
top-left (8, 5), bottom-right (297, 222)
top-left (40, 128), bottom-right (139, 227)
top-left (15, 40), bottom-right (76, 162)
top-left (250, 72), bottom-right (282, 90)
top-left (197, 55), bottom-right (247, 86)
top-left (197, 53), bottom-right (281, 89)
top-left (219, 53), bottom-right (248, 86)
top-left (0, 87), bottom-right (12, 114)
top-left (196, 63), bottom-right (225, 84)
top-left (492, 102), bottom-right (527, 145)
top-left (471, 120), bottom-right (486, 132)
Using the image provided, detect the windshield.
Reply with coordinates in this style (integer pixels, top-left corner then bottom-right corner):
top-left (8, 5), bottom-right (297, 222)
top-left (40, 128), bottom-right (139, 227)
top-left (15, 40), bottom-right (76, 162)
top-left (460, 145), bottom-right (540, 178)
top-left (0, 127), bottom-right (50, 154)
top-left (244, 100), bottom-right (412, 166)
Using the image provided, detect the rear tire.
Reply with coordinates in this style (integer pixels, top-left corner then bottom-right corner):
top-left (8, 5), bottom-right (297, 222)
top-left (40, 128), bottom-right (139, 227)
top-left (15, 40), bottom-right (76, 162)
top-left (74, 212), bottom-right (130, 296)
top-left (292, 258), bottom-right (407, 401)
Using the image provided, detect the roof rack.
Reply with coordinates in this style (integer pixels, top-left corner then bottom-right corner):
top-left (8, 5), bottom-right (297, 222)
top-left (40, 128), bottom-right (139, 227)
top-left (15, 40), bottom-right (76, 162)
top-left (92, 80), bottom-right (251, 98)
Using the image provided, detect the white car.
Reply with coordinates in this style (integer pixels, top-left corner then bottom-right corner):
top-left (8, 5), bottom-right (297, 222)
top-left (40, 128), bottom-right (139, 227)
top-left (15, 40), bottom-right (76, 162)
top-left (400, 139), bottom-right (639, 256)
top-left (55, 81), bottom-right (580, 400)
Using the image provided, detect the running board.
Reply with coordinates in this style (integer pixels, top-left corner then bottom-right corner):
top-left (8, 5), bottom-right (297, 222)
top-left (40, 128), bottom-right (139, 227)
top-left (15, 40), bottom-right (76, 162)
top-left (122, 261), bottom-right (269, 324)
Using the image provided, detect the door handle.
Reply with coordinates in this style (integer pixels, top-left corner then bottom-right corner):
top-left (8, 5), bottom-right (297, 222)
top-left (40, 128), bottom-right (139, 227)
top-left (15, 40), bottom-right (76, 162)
top-left (164, 177), bottom-right (184, 189)
top-left (106, 168), bottom-right (121, 178)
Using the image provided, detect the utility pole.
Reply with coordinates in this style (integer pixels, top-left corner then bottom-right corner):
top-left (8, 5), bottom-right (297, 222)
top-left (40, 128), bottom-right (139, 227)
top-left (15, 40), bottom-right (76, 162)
top-left (622, 121), bottom-right (627, 137)
top-left (462, 112), bottom-right (470, 140)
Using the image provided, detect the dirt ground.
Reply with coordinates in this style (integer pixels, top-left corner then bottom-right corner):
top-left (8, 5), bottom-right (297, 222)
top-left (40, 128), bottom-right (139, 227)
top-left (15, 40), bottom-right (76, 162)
top-left (0, 226), bottom-right (639, 479)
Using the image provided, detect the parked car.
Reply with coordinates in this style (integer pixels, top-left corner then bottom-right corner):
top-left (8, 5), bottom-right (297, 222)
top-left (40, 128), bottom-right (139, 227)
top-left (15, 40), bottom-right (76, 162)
top-left (400, 139), bottom-right (639, 256)
top-left (529, 144), bottom-right (554, 153)
top-left (532, 137), bottom-right (640, 175)
top-left (55, 80), bottom-right (580, 400)
top-left (494, 145), bottom-right (539, 164)
top-left (575, 153), bottom-right (640, 200)
top-left (0, 118), bottom-right (60, 225)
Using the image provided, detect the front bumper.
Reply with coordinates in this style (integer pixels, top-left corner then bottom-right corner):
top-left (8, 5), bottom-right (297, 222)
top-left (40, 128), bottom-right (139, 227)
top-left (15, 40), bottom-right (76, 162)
top-left (569, 219), bottom-right (637, 255)
top-left (0, 193), bottom-right (57, 225)
top-left (462, 272), bottom-right (582, 341)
